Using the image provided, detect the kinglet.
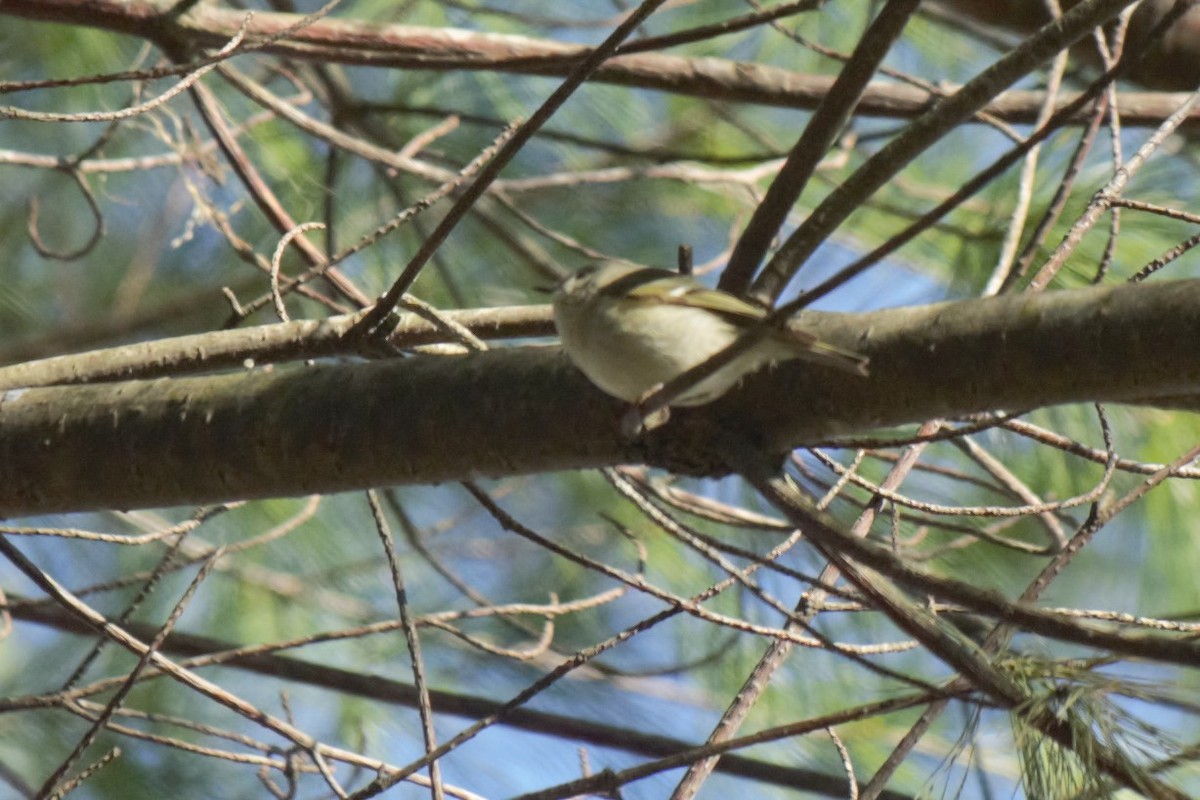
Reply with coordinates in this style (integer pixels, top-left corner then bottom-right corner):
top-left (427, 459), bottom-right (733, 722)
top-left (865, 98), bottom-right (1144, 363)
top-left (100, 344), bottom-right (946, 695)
top-left (552, 261), bottom-right (868, 408)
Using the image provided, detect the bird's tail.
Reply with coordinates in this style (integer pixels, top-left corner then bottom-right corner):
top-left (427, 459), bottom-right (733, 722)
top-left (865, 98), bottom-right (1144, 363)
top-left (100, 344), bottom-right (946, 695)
top-left (771, 329), bottom-right (869, 376)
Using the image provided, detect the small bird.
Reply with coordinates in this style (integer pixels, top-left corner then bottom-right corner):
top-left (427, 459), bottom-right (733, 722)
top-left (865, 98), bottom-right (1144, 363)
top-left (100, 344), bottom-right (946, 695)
top-left (552, 261), bottom-right (868, 410)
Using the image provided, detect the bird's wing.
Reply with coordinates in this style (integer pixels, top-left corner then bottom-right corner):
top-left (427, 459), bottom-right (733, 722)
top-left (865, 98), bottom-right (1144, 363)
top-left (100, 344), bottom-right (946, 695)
top-left (617, 271), bottom-right (769, 323)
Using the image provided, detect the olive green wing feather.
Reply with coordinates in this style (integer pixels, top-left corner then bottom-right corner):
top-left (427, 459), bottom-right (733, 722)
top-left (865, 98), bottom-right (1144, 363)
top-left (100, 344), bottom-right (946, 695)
top-left (610, 269), bottom-right (769, 322)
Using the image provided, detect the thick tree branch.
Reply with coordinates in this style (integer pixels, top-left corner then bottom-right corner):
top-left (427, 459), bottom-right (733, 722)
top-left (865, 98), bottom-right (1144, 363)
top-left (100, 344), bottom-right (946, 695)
top-left (943, 0), bottom-right (1200, 91)
top-left (6, 0), bottom-right (1200, 128)
top-left (2, 279), bottom-right (1200, 516)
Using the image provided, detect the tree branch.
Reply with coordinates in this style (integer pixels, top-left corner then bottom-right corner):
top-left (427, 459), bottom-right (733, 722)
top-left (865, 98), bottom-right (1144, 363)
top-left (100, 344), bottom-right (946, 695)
top-left (2, 279), bottom-right (1200, 515)
top-left (6, 0), bottom-right (1200, 127)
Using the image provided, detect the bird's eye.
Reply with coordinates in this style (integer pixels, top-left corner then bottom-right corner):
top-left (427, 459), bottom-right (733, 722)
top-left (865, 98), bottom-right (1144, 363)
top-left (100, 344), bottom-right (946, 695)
top-left (558, 264), bottom-right (601, 291)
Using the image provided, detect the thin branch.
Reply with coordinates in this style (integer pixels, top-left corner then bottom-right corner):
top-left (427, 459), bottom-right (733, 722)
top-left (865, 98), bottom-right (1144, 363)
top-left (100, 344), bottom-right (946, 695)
top-left (366, 490), bottom-right (443, 800)
top-left (751, 0), bottom-right (1139, 304)
top-left (720, 0), bottom-right (921, 295)
top-left (362, 0), bottom-right (674, 330)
